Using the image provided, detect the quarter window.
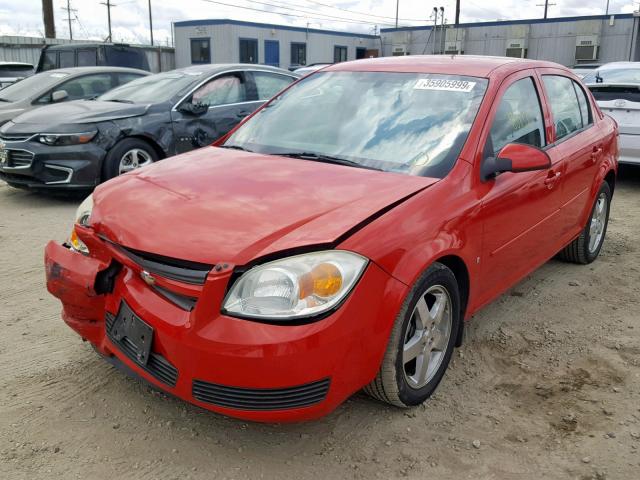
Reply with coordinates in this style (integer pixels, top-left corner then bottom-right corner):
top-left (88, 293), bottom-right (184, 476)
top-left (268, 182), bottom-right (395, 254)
top-left (291, 43), bottom-right (306, 66)
top-left (573, 81), bottom-right (592, 128)
top-left (542, 75), bottom-right (584, 141)
top-left (191, 73), bottom-right (247, 107)
top-left (252, 72), bottom-right (295, 100)
top-left (489, 77), bottom-right (545, 154)
top-left (191, 38), bottom-right (211, 64)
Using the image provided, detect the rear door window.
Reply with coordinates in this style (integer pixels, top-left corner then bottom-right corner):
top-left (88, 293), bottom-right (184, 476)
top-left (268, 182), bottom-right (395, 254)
top-left (542, 75), bottom-right (584, 141)
top-left (41, 51), bottom-right (57, 71)
top-left (489, 77), bottom-right (546, 154)
top-left (252, 72), bottom-right (295, 100)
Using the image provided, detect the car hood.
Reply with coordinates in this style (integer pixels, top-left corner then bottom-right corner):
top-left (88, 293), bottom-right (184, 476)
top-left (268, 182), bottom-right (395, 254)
top-left (91, 147), bottom-right (439, 266)
top-left (10, 100), bottom-right (149, 125)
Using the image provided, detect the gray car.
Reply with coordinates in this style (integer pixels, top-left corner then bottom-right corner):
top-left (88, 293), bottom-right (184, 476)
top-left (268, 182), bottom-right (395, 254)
top-left (0, 64), bottom-right (298, 190)
top-left (0, 66), bottom-right (149, 127)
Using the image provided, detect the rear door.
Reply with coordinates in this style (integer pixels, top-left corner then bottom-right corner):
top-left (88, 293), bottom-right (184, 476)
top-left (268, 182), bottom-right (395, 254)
top-left (171, 71), bottom-right (255, 154)
top-left (538, 70), bottom-right (602, 238)
top-left (476, 70), bottom-right (566, 302)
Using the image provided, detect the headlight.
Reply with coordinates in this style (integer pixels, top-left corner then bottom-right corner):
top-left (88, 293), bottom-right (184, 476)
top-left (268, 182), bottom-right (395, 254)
top-left (222, 250), bottom-right (368, 320)
top-left (68, 194), bottom-right (93, 254)
top-left (38, 131), bottom-right (96, 146)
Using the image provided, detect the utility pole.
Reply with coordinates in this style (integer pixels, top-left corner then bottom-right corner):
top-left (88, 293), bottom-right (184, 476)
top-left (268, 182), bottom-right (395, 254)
top-left (100, 0), bottom-right (115, 41)
top-left (395, 0), bottom-right (399, 28)
top-left (41, 0), bottom-right (55, 38)
top-left (455, 0), bottom-right (460, 26)
top-left (432, 7), bottom-right (438, 55)
top-left (440, 7), bottom-right (445, 55)
top-left (536, 0), bottom-right (556, 19)
top-left (605, 0), bottom-right (610, 15)
top-left (148, 0), bottom-right (154, 45)
top-left (61, 0), bottom-right (76, 39)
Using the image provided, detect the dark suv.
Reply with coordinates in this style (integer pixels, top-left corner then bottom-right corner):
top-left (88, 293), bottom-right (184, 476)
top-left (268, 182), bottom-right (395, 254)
top-left (37, 44), bottom-right (150, 72)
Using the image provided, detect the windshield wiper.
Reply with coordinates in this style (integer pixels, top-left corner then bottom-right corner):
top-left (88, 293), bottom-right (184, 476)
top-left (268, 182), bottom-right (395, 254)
top-left (219, 144), bottom-right (253, 152)
top-left (0, 98), bottom-right (10, 102)
top-left (106, 99), bottom-right (134, 104)
top-left (271, 152), bottom-right (382, 171)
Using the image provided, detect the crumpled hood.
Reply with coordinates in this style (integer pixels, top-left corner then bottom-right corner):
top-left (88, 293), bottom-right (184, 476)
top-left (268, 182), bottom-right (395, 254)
top-left (11, 99), bottom-right (148, 125)
top-left (92, 147), bottom-right (439, 265)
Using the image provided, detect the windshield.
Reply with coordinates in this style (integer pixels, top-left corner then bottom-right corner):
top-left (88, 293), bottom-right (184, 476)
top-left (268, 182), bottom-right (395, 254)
top-left (0, 71), bottom-right (68, 102)
top-left (98, 70), bottom-right (201, 103)
top-left (224, 71), bottom-right (488, 178)
top-left (583, 67), bottom-right (640, 85)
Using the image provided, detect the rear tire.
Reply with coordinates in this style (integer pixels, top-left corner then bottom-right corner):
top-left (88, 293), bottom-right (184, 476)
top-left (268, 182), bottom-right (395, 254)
top-left (364, 263), bottom-right (460, 407)
top-left (558, 181), bottom-right (611, 265)
top-left (102, 138), bottom-right (158, 182)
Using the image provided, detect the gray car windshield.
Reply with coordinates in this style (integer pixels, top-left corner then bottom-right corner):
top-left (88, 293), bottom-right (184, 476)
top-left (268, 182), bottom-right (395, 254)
top-left (98, 71), bottom-right (202, 103)
top-left (0, 71), bottom-right (68, 102)
top-left (224, 71), bottom-right (488, 178)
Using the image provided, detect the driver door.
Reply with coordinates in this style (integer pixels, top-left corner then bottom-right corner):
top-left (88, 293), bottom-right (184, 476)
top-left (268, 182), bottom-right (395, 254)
top-left (171, 71), bottom-right (257, 154)
top-left (475, 70), bottom-right (566, 304)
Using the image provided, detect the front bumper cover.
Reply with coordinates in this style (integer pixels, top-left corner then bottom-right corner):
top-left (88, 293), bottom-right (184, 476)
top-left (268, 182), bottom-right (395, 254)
top-left (44, 229), bottom-right (407, 422)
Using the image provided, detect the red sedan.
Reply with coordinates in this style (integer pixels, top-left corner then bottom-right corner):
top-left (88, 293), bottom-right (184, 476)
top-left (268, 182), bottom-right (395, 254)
top-left (45, 56), bottom-right (617, 422)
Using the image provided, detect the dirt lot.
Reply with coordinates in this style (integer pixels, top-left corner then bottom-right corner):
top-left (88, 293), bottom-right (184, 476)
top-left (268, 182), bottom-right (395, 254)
top-left (1, 167), bottom-right (639, 480)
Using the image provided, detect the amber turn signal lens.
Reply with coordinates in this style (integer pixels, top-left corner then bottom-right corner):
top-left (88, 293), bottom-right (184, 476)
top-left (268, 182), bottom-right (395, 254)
top-left (299, 262), bottom-right (343, 299)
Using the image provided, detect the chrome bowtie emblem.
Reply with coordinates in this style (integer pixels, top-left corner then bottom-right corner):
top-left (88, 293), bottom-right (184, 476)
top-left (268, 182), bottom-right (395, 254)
top-left (614, 99), bottom-right (626, 108)
top-left (140, 270), bottom-right (156, 286)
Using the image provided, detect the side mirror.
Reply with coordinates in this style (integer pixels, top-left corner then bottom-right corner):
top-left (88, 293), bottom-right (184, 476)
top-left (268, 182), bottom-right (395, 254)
top-left (481, 143), bottom-right (551, 181)
top-left (51, 90), bottom-right (68, 103)
top-left (178, 101), bottom-right (208, 116)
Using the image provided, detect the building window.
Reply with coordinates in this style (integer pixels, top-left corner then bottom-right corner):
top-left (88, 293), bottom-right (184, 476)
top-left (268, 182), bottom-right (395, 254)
top-left (334, 46), bottom-right (347, 63)
top-left (291, 42), bottom-right (306, 66)
top-left (191, 38), bottom-right (211, 64)
top-left (239, 38), bottom-right (258, 64)
top-left (356, 47), bottom-right (367, 59)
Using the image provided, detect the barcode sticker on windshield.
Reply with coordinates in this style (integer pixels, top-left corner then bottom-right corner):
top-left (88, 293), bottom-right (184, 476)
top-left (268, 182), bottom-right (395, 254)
top-left (414, 79), bottom-right (476, 92)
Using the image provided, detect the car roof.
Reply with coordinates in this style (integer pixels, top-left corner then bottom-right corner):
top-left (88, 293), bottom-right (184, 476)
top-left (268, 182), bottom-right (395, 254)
top-left (41, 66), bottom-right (150, 76)
top-left (594, 61), bottom-right (640, 70)
top-left (43, 43), bottom-right (137, 50)
top-left (327, 55), bottom-right (564, 78)
top-left (0, 61), bottom-right (33, 67)
top-left (175, 63), bottom-right (298, 76)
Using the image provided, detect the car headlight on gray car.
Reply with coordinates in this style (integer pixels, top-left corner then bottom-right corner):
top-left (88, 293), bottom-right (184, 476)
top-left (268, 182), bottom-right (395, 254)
top-left (38, 131), bottom-right (97, 146)
top-left (222, 250), bottom-right (368, 320)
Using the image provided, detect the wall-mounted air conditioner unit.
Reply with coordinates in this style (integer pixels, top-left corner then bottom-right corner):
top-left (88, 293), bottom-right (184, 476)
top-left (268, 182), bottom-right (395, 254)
top-left (392, 45), bottom-right (407, 56)
top-left (575, 35), bottom-right (600, 61)
top-left (444, 40), bottom-right (463, 55)
top-left (505, 38), bottom-right (528, 59)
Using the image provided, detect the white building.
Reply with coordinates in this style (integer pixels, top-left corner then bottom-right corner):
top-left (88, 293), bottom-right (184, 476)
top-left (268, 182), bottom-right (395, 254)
top-left (173, 19), bottom-right (380, 70)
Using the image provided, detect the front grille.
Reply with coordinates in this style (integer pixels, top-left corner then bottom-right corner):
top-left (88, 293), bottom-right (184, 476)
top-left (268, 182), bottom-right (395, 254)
top-left (8, 150), bottom-right (34, 167)
top-left (0, 133), bottom-right (33, 142)
top-left (192, 378), bottom-right (330, 411)
top-left (105, 312), bottom-right (178, 387)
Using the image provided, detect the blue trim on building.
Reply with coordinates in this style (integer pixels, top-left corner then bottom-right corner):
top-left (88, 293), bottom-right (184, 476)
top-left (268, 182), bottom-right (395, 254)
top-left (380, 13), bottom-right (635, 33)
top-left (174, 18), bottom-right (379, 39)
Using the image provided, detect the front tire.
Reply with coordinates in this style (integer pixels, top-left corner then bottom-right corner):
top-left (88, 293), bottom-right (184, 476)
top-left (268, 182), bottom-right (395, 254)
top-left (102, 138), bottom-right (158, 182)
top-left (558, 181), bottom-right (611, 264)
top-left (364, 263), bottom-right (461, 407)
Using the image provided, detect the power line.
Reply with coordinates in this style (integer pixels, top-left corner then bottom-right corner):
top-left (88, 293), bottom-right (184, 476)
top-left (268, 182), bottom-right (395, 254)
top-left (200, 0), bottom-right (397, 27)
top-left (298, 0), bottom-right (430, 22)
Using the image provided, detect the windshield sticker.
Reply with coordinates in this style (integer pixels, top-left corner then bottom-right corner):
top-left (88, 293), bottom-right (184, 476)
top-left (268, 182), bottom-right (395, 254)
top-left (49, 73), bottom-right (69, 78)
top-left (414, 78), bottom-right (476, 92)
top-left (184, 71), bottom-right (202, 76)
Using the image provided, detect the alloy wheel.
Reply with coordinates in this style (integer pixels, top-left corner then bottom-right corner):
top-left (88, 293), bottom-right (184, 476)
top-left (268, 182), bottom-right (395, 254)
top-left (588, 192), bottom-right (608, 254)
top-left (402, 285), bottom-right (453, 389)
top-left (118, 148), bottom-right (153, 175)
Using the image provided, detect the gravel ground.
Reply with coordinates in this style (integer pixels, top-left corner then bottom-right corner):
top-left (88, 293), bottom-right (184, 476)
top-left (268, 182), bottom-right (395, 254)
top-left (1, 167), bottom-right (639, 480)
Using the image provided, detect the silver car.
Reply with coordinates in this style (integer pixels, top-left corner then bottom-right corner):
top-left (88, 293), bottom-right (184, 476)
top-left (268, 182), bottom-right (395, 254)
top-left (584, 62), bottom-right (640, 165)
top-left (0, 62), bottom-right (34, 89)
top-left (0, 66), bottom-right (149, 127)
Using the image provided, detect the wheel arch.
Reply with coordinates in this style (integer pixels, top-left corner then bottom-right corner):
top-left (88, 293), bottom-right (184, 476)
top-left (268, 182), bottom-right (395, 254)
top-left (125, 134), bottom-right (167, 160)
top-left (604, 168), bottom-right (616, 196)
top-left (432, 254), bottom-right (469, 347)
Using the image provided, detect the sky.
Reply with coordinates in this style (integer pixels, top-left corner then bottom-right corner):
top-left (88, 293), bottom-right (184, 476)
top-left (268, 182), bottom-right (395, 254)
top-left (1, 0), bottom-right (637, 46)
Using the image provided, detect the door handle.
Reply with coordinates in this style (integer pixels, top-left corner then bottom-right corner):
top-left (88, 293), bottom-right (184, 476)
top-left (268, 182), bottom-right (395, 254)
top-left (544, 171), bottom-right (561, 189)
top-left (591, 145), bottom-right (603, 164)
